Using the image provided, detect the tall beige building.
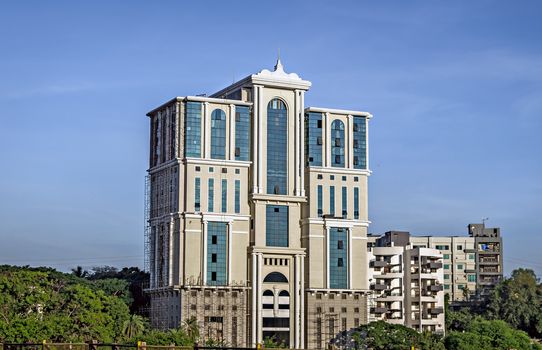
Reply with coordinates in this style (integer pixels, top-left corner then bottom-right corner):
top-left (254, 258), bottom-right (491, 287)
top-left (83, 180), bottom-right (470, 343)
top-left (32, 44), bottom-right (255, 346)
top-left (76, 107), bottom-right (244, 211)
top-left (144, 60), bottom-right (373, 348)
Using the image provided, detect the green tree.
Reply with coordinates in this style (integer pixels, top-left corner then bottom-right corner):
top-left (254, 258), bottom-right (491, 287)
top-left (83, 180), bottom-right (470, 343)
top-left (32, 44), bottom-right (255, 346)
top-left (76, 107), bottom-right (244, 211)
top-left (181, 316), bottom-right (199, 342)
top-left (122, 314), bottom-right (146, 340)
top-left (487, 268), bottom-right (542, 338)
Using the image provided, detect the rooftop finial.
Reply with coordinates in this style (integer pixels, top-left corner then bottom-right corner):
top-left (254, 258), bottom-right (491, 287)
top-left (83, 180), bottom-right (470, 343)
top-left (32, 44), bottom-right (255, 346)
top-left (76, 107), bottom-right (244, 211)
top-left (274, 49), bottom-right (284, 72)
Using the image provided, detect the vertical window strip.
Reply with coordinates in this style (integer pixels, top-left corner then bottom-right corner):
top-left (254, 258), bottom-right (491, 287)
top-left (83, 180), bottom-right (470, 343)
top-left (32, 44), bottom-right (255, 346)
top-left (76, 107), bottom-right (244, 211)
top-left (221, 179), bottom-right (227, 213)
top-left (208, 178), bottom-right (214, 212)
top-left (317, 185), bottom-right (323, 217)
top-left (330, 186), bottom-right (335, 217)
top-left (342, 186), bottom-right (347, 218)
top-left (235, 106), bottom-right (250, 161)
top-left (266, 205), bottom-right (289, 247)
top-left (235, 180), bottom-right (240, 214)
top-left (329, 227), bottom-right (348, 289)
top-left (207, 222), bottom-right (227, 285)
top-left (211, 109), bottom-right (226, 159)
top-left (331, 120), bottom-right (345, 168)
top-left (353, 116), bottom-right (367, 169)
top-left (195, 178), bottom-right (200, 212)
top-left (354, 187), bottom-right (359, 219)
top-left (185, 102), bottom-right (202, 158)
top-left (267, 99), bottom-right (287, 195)
top-left (305, 112), bottom-right (323, 166)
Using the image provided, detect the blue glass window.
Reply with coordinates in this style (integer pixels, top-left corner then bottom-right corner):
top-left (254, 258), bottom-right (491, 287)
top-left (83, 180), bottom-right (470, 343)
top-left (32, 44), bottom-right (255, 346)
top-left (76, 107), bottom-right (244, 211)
top-left (235, 106), bottom-right (250, 161)
top-left (208, 178), bottom-right (214, 212)
top-left (222, 179), bottom-right (227, 213)
top-left (317, 185), bottom-right (323, 218)
top-left (342, 186), bottom-right (347, 219)
top-left (353, 117), bottom-right (367, 169)
top-left (185, 102), bottom-right (201, 158)
top-left (235, 180), bottom-right (240, 214)
top-left (354, 187), bottom-right (359, 219)
top-left (266, 205), bottom-right (288, 247)
top-left (207, 222), bottom-right (227, 285)
top-left (194, 178), bottom-right (200, 212)
top-left (331, 120), bottom-right (345, 167)
top-left (305, 112), bottom-right (322, 166)
top-left (211, 109), bottom-right (226, 159)
top-left (267, 99), bottom-right (287, 195)
top-left (329, 227), bottom-right (348, 289)
top-left (330, 186), bottom-right (335, 217)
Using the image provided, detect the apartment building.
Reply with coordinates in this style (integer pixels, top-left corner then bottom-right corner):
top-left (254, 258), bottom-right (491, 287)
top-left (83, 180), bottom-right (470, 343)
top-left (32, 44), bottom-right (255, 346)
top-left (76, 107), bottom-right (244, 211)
top-left (370, 224), bottom-right (503, 303)
top-left (144, 59), bottom-right (372, 348)
top-left (367, 232), bottom-right (445, 333)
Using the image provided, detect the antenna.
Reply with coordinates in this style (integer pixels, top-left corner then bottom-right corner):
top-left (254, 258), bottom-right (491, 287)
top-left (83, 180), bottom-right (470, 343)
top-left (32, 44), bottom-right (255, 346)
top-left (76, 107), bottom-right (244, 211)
top-left (482, 217), bottom-right (489, 225)
top-left (278, 47), bottom-right (280, 61)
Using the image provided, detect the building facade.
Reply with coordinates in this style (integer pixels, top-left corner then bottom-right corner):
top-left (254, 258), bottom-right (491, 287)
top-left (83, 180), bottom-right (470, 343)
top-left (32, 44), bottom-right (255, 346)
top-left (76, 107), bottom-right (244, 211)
top-left (367, 232), bottom-right (445, 333)
top-left (369, 223), bottom-right (503, 303)
top-left (144, 60), bottom-right (373, 348)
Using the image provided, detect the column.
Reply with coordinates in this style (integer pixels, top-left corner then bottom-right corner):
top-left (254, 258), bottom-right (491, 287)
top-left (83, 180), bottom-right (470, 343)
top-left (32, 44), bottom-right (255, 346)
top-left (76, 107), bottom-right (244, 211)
top-left (348, 227), bottom-right (353, 289)
top-left (294, 255), bottom-right (300, 349)
top-left (257, 86), bottom-right (263, 194)
top-left (365, 117), bottom-right (369, 170)
top-left (257, 253), bottom-right (263, 343)
top-left (253, 87), bottom-right (259, 194)
top-left (227, 221), bottom-right (233, 285)
top-left (204, 102), bottom-right (210, 159)
top-left (251, 252), bottom-right (258, 346)
top-left (300, 254), bottom-right (305, 347)
top-left (153, 226), bottom-right (159, 288)
top-left (347, 115), bottom-right (354, 169)
top-left (202, 220), bottom-right (208, 285)
top-left (294, 90), bottom-right (299, 196)
top-left (325, 112), bottom-right (331, 168)
top-left (168, 219), bottom-right (174, 286)
top-left (229, 104), bottom-right (236, 160)
top-left (300, 91), bottom-right (306, 196)
top-left (326, 225), bottom-right (330, 289)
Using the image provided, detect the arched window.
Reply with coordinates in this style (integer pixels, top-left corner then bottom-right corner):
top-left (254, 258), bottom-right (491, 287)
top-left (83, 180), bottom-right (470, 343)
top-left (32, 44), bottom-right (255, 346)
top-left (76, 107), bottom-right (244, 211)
top-left (263, 290), bottom-right (274, 296)
top-left (263, 272), bottom-right (288, 283)
top-left (211, 109), bottom-right (226, 159)
top-left (278, 290), bottom-right (290, 297)
top-left (331, 120), bottom-right (345, 167)
top-left (267, 99), bottom-right (287, 195)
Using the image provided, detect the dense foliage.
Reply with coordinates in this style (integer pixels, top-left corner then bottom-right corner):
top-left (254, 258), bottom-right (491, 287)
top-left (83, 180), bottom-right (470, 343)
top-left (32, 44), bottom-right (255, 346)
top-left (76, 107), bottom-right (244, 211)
top-left (0, 266), bottom-right (131, 342)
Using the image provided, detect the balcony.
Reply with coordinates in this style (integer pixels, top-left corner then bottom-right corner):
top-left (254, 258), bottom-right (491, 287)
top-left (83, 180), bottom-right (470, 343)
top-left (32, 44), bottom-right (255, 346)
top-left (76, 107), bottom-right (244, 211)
top-left (427, 307), bottom-right (444, 315)
top-left (371, 283), bottom-right (388, 291)
top-left (479, 257), bottom-right (499, 264)
top-left (426, 285), bottom-right (443, 292)
top-left (371, 306), bottom-right (388, 314)
top-left (426, 262), bottom-right (442, 269)
top-left (372, 260), bottom-right (389, 268)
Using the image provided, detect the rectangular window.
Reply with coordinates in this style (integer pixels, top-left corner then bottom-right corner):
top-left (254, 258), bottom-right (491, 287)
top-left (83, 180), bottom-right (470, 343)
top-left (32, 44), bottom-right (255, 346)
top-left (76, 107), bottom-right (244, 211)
top-left (457, 264), bottom-right (463, 270)
top-left (330, 186), bottom-right (335, 216)
top-left (221, 179), bottom-right (227, 213)
top-left (207, 222), bottom-right (227, 285)
top-left (354, 187), bottom-right (359, 219)
top-left (329, 227), bottom-right (348, 289)
top-left (305, 112), bottom-right (323, 166)
top-left (185, 102), bottom-right (202, 157)
top-left (342, 186), bottom-right (347, 218)
top-left (235, 106), bottom-right (250, 161)
top-left (444, 264), bottom-right (450, 270)
top-left (235, 180), bottom-right (240, 214)
top-left (436, 245), bottom-right (450, 251)
top-left (266, 205), bottom-right (289, 247)
top-left (443, 254), bottom-right (450, 259)
top-left (353, 116), bottom-right (367, 169)
top-left (195, 178), bottom-right (200, 212)
top-left (457, 245), bottom-right (463, 250)
top-left (468, 274), bottom-right (476, 282)
top-left (317, 185), bottom-right (323, 217)
top-left (444, 284), bottom-right (450, 290)
top-left (208, 178), bottom-right (214, 212)
top-left (444, 274), bottom-right (450, 280)
top-left (469, 254), bottom-right (475, 260)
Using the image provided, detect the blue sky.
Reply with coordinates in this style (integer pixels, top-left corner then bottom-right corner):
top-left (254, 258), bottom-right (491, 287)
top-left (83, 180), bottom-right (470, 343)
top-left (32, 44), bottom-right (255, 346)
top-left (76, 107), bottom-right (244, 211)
top-left (0, 1), bottom-right (540, 276)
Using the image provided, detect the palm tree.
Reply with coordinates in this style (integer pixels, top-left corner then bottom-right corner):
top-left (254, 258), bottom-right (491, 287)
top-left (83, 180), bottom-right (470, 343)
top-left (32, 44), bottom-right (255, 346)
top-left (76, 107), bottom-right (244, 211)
top-left (122, 314), bottom-right (146, 340)
top-left (182, 316), bottom-right (199, 342)
top-left (71, 266), bottom-right (89, 278)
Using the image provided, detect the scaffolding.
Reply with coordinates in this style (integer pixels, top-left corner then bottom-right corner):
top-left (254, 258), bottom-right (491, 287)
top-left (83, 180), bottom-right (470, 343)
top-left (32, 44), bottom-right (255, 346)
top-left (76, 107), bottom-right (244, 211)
top-left (144, 174), bottom-right (151, 274)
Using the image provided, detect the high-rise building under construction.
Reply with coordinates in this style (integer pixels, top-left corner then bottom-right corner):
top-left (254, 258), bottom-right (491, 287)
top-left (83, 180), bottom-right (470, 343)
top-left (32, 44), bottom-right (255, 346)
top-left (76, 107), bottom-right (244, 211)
top-left (144, 59), bottom-right (373, 348)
